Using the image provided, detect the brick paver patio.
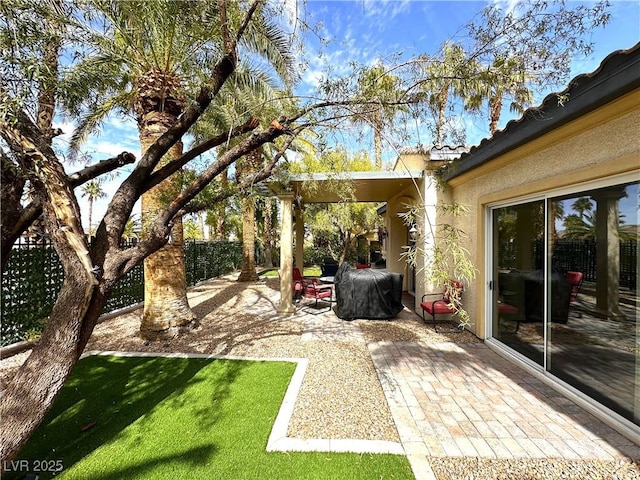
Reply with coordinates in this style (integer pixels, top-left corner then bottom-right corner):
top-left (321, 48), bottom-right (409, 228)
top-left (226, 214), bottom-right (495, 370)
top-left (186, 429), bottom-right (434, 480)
top-left (368, 341), bottom-right (640, 478)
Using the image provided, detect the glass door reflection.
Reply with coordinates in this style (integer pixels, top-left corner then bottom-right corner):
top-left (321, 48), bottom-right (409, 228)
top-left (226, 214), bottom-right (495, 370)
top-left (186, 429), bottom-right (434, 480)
top-left (492, 201), bottom-right (545, 366)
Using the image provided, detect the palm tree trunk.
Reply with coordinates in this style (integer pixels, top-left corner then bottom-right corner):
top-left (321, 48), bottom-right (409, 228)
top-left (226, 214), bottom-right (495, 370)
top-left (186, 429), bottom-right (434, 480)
top-left (263, 198), bottom-right (274, 268)
top-left (140, 137), bottom-right (196, 339)
top-left (436, 86), bottom-right (449, 147)
top-left (236, 149), bottom-right (261, 282)
top-left (87, 197), bottom-right (93, 235)
top-left (213, 169), bottom-right (228, 240)
top-left (489, 94), bottom-right (503, 135)
top-left (237, 196), bottom-right (258, 281)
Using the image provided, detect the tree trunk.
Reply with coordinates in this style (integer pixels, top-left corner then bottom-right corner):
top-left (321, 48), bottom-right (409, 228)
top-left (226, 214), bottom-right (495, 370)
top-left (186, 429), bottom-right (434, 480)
top-left (213, 169), bottom-right (228, 240)
top-left (435, 86), bottom-right (449, 148)
top-left (236, 149), bottom-right (261, 282)
top-left (0, 139), bottom-right (103, 464)
top-left (338, 231), bottom-right (352, 264)
top-left (0, 155), bottom-right (27, 272)
top-left (199, 211), bottom-right (207, 240)
top-left (489, 93), bottom-right (503, 135)
top-left (263, 198), bottom-right (274, 268)
top-left (140, 140), bottom-right (196, 339)
top-left (87, 197), bottom-right (94, 235)
top-left (373, 111), bottom-right (383, 170)
top-left (237, 196), bottom-right (258, 281)
top-left (135, 68), bottom-right (195, 340)
top-left (214, 206), bottom-right (225, 240)
top-left (141, 215), bottom-right (195, 338)
top-left (0, 275), bottom-right (106, 463)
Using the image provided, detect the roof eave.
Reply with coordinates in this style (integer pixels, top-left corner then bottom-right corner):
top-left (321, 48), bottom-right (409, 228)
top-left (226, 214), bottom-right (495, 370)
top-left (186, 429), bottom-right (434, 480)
top-left (441, 43), bottom-right (640, 182)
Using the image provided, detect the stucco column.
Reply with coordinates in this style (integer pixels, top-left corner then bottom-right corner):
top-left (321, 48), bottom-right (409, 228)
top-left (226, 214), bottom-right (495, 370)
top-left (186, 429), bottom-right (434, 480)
top-left (593, 187), bottom-right (626, 320)
top-left (277, 193), bottom-right (296, 315)
top-left (295, 205), bottom-right (304, 271)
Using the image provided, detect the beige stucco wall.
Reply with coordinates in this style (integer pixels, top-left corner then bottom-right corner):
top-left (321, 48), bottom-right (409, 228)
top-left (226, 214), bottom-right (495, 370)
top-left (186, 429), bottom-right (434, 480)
top-left (384, 188), bottom-right (420, 291)
top-left (448, 91), bottom-right (640, 338)
top-left (393, 151), bottom-right (427, 171)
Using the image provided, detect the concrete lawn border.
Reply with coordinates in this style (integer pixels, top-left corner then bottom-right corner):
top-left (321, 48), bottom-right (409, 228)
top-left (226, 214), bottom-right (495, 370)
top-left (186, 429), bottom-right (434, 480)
top-left (82, 350), bottom-right (405, 456)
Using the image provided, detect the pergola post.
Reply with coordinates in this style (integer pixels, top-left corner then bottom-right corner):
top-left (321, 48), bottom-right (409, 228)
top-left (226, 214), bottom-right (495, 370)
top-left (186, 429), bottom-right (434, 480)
top-left (277, 193), bottom-right (296, 315)
top-left (295, 205), bottom-right (304, 271)
top-left (593, 187), bottom-right (626, 320)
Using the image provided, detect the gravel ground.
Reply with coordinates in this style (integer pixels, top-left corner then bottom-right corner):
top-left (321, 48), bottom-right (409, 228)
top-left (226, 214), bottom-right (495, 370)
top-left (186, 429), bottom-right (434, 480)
top-left (429, 457), bottom-right (640, 480)
top-left (2, 274), bottom-right (639, 479)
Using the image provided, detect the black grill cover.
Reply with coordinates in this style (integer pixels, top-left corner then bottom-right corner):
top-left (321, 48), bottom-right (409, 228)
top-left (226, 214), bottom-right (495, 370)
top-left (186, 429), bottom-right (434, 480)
top-left (334, 263), bottom-right (404, 320)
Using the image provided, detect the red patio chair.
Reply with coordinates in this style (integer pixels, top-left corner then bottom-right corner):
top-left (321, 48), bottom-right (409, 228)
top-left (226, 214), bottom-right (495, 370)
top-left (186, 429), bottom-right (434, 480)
top-left (302, 278), bottom-right (334, 313)
top-left (566, 271), bottom-right (583, 303)
top-left (420, 279), bottom-right (464, 333)
top-left (498, 301), bottom-right (521, 334)
top-left (292, 267), bottom-right (306, 303)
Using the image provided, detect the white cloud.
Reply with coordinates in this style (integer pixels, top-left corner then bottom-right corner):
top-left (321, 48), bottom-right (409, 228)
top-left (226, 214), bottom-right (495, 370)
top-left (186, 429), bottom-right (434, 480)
top-left (361, 0), bottom-right (412, 20)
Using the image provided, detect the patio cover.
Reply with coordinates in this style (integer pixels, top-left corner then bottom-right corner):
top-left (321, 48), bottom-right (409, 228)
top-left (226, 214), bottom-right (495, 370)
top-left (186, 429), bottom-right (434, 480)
top-left (266, 170), bottom-right (424, 315)
top-left (279, 170), bottom-right (424, 203)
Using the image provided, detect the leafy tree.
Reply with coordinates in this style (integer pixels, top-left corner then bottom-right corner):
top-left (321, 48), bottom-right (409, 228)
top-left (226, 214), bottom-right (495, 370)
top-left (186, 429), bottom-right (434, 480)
top-left (60, 0), bottom-right (294, 339)
top-left (122, 216), bottom-right (140, 240)
top-left (562, 197), bottom-right (631, 241)
top-left (464, 54), bottom-right (534, 135)
top-left (183, 217), bottom-right (204, 240)
top-left (562, 212), bottom-right (594, 239)
top-left (291, 148), bottom-right (381, 262)
top-left (0, 0), bottom-right (301, 461)
top-left (572, 197), bottom-right (594, 220)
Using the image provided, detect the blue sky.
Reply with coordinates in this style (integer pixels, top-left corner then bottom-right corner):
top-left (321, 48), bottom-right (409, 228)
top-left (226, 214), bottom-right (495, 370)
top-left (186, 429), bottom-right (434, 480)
top-left (61, 0), bottom-right (640, 230)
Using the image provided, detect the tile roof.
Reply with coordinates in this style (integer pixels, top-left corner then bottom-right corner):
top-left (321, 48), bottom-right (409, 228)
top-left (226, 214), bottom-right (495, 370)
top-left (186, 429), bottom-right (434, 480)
top-left (441, 42), bottom-right (640, 181)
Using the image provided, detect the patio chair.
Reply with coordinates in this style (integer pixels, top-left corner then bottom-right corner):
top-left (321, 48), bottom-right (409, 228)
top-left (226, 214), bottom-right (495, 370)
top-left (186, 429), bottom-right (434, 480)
top-left (498, 301), bottom-right (521, 334)
top-left (321, 263), bottom-right (339, 276)
top-left (292, 267), bottom-right (306, 303)
top-left (302, 278), bottom-right (334, 313)
top-left (420, 279), bottom-right (464, 333)
top-left (566, 271), bottom-right (583, 303)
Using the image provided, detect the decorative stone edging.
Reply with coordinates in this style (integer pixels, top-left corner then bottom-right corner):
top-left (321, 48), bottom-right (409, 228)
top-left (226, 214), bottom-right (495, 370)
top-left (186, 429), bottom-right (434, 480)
top-left (82, 350), bottom-right (405, 456)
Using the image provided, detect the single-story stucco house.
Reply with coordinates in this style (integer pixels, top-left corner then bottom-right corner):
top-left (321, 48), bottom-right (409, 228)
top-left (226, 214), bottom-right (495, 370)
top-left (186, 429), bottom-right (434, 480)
top-left (383, 42), bottom-right (639, 443)
top-left (272, 42), bottom-right (639, 443)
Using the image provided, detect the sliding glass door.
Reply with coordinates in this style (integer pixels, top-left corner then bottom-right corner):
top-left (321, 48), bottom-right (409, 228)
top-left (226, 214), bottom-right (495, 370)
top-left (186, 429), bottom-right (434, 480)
top-left (548, 182), bottom-right (639, 424)
top-left (491, 200), bottom-right (545, 366)
top-left (489, 179), bottom-right (640, 426)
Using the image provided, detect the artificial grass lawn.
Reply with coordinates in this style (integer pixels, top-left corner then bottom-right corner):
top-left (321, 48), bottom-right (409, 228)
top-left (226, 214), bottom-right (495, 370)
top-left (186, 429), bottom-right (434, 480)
top-left (11, 355), bottom-right (414, 480)
top-left (260, 266), bottom-right (322, 278)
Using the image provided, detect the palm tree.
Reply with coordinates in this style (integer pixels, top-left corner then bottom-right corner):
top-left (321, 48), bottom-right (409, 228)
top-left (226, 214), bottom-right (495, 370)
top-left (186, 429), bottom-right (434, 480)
top-left (353, 64), bottom-right (404, 169)
top-left (65, 0), bottom-right (294, 339)
top-left (81, 180), bottom-right (106, 236)
top-left (465, 54), bottom-right (533, 136)
top-left (421, 42), bottom-right (469, 147)
top-left (236, 147), bottom-right (262, 281)
top-left (262, 197), bottom-right (277, 268)
top-left (572, 197), bottom-right (594, 220)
